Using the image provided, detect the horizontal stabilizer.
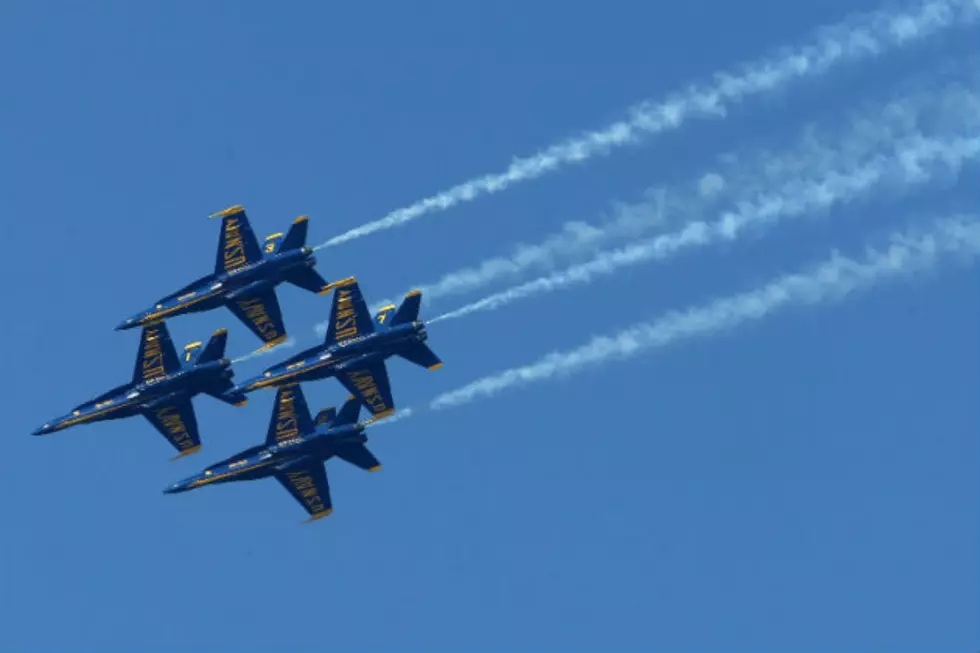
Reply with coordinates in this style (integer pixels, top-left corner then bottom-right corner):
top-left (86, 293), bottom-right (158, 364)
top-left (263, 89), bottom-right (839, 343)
top-left (279, 215), bottom-right (309, 251)
top-left (397, 341), bottom-right (442, 371)
top-left (390, 290), bottom-right (422, 326)
top-left (335, 443), bottom-right (381, 472)
top-left (205, 385), bottom-right (248, 408)
top-left (284, 266), bottom-right (332, 296)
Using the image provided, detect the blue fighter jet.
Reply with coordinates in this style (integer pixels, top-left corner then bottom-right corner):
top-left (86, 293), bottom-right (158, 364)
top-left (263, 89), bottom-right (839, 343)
top-left (232, 277), bottom-right (442, 420)
top-left (32, 323), bottom-right (246, 458)
top-left (117, 205), bottom-right (338, 352)
top-left (164, 384), bottom-right (382, 522)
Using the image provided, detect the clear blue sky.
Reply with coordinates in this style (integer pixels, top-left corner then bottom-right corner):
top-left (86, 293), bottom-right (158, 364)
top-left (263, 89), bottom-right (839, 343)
top-left (1, 1), bottom-right (977, 651)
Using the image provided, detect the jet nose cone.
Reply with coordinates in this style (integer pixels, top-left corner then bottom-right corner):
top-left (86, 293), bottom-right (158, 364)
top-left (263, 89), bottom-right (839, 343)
top-left (116, 317), bottom-right (137, 331)
top-left (32, 423), bottom-right (54, 436)
top-left (163, 483), bottom-right (184, 495)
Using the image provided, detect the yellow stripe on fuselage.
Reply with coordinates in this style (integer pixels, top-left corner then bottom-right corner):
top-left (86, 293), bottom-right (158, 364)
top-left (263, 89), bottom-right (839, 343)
top-left (187, 459), bottom-right (279, 489)
top-left (60, 398), bottom-right (136, 428)
top-left (142, 289), bottom-right (222, 322)
top-left (249, 357), bottom-right (339, 389)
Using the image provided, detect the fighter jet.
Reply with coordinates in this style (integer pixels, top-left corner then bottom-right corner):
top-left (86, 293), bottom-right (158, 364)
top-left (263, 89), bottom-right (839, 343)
top-left (116, 205), bottom-right (337, 352)
top-left (164, 384), bottom-right (382, 522)
top-left (233, 277), bottom-right (442, 421)
top-left (32, 323), bottom-right (246, 459)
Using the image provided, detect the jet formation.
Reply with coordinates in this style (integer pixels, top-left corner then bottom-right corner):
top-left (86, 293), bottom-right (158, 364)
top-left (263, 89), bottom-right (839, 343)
top-left (33, 205), bottom-right (443, 522)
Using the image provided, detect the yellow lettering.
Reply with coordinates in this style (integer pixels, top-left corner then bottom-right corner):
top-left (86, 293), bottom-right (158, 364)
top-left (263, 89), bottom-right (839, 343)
top-left (223, 218), bottom-right (248, 270)
top-left (274, 389), bottom-right (300, 442)
top-left (349, 370), bottom-right (389, 411)
top-left (156, 405), bottom-right (193, 449)
top-left (236, 298), bottom-right (280, 339)
top-left (141, 329), bottom-right (168, 381)
top-left (332, 291), bottom-right (359, 340)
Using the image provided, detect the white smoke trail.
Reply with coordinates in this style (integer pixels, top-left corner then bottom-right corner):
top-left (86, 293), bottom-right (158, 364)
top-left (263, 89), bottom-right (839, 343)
top-left (315, 0), bottom-right (978, 250)
top-left (430, 215), bottom-right (980, 409)
top-left (365, 407), bottom-right (416, 428)
top-left (430, 128), bottom-right (980, 323)
top-left (231, 337), bottom-right (297, 365)
top-left (370, 72), bottom-right (980, 312)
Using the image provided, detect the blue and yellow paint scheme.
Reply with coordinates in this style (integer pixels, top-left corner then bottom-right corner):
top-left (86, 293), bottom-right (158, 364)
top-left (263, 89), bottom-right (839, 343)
top-left (116, 205), bottom-right (338, 352)
top-left (231, 277), bottom-right (443, 421)
top-left (164, 385), bottom-right (382, 522)
top-left (32, 322), bottom-right (248, 458)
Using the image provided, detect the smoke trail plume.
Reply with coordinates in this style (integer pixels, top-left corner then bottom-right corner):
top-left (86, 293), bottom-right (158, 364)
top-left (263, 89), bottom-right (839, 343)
top-left (372, 74), bottom-right (979, 311)
top-left (430, 128), bottom-right (980, 323)
top-left (316, 0), bottom-right (977, 250)
top-left (430, 215), bottom-right (980, 409)
top-left (231, 337), bottom-right (296, 365)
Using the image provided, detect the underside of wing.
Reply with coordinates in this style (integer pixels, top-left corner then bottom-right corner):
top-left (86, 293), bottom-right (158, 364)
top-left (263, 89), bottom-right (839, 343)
top-left (212, 205), bottom-right (263, 275)
top-left (275, 460), bottom-right (333, 521)
top-left (226, 287), bottom-right (288, 350)
top-left (133, 323), bottom-right (182, 385)
top-left (265, 384), bottom-right (315, 446)
top-left (335, 360), bottom-right (395, 418)
top-left (324, 278), bottom-right (375, 345)
top-left (142, 400), bottom-right (201, 458)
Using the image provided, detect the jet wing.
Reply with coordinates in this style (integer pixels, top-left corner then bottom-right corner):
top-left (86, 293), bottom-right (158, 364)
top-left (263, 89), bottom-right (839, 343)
top-left (335, 360), bottom-right (394, 419)
top-left (212, 205), bottom-right (263, 275)
top-left (275, 460), bottom-right (333, 521)
top-left (265, 384), bottom-right (315, 446)
top-left (227, 287), bottom-right (287, 350)
top-left (324, 278), bottom-right (375, 346)
top-left (142, 400), bottom-right (202, 458)
top-left (133, 323), bottom-right (181, 385)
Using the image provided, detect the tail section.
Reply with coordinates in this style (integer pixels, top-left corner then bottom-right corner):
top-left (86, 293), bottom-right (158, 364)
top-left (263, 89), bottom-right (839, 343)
top-left (390, 290), bottom-right (422, 326)
top-left (374, 304), bottom-right (397, 328)
top-left (197, 329), bottom-right (229, 364)
top-left (279, 215), bottom-right (309, 251)
top-left (315, 407), bottom-right (337, 427)
top-left (332, 397), bottom-right (362, 427)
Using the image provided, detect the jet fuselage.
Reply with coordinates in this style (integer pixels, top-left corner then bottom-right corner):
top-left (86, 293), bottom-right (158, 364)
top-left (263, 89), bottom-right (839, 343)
top-left (32, 359), bottom-right (234, 435)
top-left (238, 320), bottom-right (428, 392)
top-left (116, 247), bottom-right (316, 330)
top-left (163, 422), bottom-right (366, 494)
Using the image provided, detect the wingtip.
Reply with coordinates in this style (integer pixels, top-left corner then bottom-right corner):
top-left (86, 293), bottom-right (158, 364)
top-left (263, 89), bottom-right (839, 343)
top-left (428, 362), bottom-right (444, 371)
top-left (171, 444), bottom-right (202, 461)
top-left (327, 276), bottom-right (357, 291)
top-left (303, 508), bottom-right (333, 523)
top-left (368, 465), bottom-right (382, 472)
top-left (209, 204), bottom-right (245, 219)
top-left (254, 335), bottom-right (288, 354)
top-left (317, 285), bottom-right (333, 296)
